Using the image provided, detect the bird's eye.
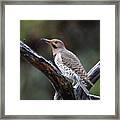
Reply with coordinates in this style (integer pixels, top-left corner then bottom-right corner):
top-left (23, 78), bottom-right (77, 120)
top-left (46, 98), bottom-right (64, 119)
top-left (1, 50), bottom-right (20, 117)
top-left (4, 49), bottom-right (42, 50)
top-left (55, 41), bottom-right (58, 44)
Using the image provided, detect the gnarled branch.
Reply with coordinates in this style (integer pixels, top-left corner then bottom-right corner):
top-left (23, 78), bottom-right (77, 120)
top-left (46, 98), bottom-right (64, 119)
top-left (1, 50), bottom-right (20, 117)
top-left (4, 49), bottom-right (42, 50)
top-left (20, 41), bottom-right (100, 100)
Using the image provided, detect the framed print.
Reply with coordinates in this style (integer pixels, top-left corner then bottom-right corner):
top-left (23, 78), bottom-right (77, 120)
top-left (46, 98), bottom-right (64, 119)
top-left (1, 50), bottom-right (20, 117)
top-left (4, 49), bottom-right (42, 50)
top-left (0, 0), bottom-right (119, 119)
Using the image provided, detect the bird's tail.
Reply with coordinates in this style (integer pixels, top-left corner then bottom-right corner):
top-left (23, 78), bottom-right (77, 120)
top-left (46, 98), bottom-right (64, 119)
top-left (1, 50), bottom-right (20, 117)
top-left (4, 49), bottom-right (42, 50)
top-left (74, 81), bottom-right (91, 99)
top-left (87, 80), bottom-right (94, 86)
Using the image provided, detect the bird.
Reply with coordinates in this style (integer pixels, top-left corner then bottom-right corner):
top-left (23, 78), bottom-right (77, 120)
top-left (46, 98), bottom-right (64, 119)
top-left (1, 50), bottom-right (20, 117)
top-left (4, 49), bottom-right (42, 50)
top-left (41, 38), bottom-right (93, 96)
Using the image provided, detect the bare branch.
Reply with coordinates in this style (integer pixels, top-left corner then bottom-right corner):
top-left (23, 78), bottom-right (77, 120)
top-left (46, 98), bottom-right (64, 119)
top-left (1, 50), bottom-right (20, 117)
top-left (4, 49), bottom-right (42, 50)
top-left (20, 41), bottom-right (75, 100)
top-left (77, 61), bottom-right (100, 100)
top-left (20, 41), bottom-right (100, 100)
top-left (88, 61), bottom-right (100, 90)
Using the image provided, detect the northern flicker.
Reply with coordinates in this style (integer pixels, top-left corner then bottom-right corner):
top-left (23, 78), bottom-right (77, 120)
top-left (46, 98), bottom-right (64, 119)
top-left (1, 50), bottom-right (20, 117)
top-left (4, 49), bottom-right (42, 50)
top-left (41, 38), bottom-right (93, 95)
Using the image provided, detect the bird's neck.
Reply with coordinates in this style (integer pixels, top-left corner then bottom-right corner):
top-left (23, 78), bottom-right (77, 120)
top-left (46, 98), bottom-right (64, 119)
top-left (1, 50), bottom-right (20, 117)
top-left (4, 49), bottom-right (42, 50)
top-left (52, 47), bottom-right (66, 56)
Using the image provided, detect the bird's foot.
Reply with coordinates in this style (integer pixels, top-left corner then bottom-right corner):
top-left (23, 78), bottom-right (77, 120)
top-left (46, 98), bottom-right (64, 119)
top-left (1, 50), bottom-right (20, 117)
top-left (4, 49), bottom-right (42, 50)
top-left (73, 82), bottom-right (79, 89)
top-left (81, 81), bottom-right (87, 87)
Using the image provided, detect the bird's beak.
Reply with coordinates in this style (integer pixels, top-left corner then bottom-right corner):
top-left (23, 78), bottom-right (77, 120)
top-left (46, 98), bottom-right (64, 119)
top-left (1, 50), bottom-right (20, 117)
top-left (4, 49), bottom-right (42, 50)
top-left (41, 38), bottom-right (51, 44)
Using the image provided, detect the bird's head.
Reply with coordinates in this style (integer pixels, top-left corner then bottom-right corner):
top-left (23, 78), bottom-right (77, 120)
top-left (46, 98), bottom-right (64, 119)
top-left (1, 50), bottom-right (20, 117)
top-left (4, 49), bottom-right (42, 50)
top-left (41, 38), bottom-right (65, 49)
top-left (41, 38), bottom-right (66, 55)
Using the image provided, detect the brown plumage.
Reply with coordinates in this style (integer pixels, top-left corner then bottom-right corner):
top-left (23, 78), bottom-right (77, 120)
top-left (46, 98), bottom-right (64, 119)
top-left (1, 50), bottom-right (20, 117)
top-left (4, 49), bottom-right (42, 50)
top-left (60, 49), bottom-right (89, 80)
top-left (41, 38), bottom-right (93, 87)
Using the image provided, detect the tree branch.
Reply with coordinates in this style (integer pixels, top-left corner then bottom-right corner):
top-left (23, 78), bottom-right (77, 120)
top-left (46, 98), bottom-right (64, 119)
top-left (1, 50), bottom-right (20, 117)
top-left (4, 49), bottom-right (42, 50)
top-left (75, 61), bottom-right (100, 100)
top-left (20, 41), bottom-right (100, 100)
top-left (20, 41), bottom-right (75, 100)
top-left (87, 61), bottom-right (100, 90)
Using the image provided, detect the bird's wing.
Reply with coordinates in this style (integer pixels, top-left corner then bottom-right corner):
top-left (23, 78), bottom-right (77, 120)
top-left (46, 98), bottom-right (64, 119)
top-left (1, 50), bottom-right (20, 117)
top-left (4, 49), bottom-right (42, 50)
top-left (60, 49), bottom-right (93, 94)
top-left (60, 49), bottom-right (88, 80)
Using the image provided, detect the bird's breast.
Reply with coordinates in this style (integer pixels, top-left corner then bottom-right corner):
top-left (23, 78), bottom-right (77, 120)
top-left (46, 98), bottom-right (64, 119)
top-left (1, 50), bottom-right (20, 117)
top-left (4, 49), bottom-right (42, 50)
top-left (54, 53), bottom-right (80, 82)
